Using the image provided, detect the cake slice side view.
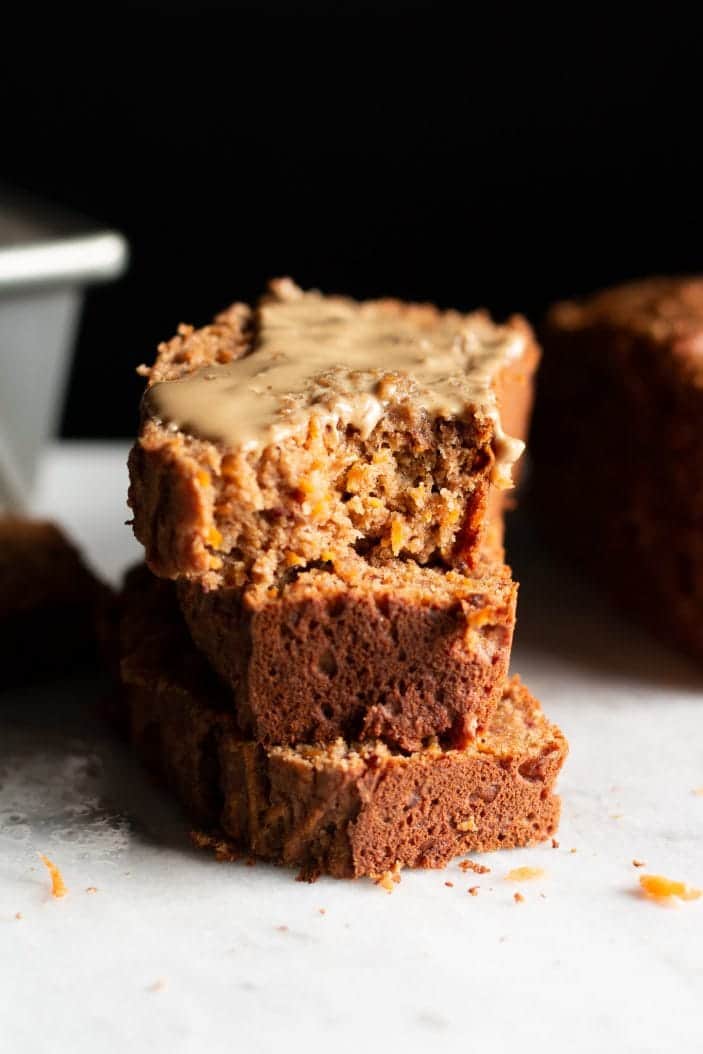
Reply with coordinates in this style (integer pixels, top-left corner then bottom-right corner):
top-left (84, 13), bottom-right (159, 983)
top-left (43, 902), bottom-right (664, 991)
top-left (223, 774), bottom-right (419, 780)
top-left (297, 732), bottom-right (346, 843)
top-left (177, 550), bottom-right (517, 752)
top-left (128, 279), bottom-right (540, 590)
top-left (119, 566), bottom-right (567, 880)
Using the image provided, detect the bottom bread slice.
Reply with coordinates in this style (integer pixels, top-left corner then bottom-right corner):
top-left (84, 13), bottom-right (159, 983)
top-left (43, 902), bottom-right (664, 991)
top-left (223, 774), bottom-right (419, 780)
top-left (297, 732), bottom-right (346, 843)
top-left (120, 568), bottom-right (567, 879)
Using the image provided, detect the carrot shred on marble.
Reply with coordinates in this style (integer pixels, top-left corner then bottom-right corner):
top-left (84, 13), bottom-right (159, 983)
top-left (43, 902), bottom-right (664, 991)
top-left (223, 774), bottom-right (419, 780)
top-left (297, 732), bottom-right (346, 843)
top-left (639, 874), bottom-right (701, 902)
top-left (39, 854), bottom-right (68, 898)
top-left (505, 866), bottom-right (544, 882)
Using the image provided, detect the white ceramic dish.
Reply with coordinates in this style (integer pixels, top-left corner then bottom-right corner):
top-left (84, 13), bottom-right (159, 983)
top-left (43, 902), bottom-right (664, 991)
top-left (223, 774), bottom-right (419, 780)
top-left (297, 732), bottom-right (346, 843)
top-left (0, 193), bottom-right (127, 509)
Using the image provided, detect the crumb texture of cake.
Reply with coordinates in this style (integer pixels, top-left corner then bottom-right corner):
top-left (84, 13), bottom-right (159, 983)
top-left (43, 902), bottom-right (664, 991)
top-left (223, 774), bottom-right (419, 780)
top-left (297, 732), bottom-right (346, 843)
top-left (119, 568), bottom-right (566, 879)
top-left (129, 279), bottom-right (539, 589)
top-left (177, 551), bottom-right (516, 752)
top-left (536, 275), bottom-right (703, 660)
top-left (0, 517), bottom-right (109, 682)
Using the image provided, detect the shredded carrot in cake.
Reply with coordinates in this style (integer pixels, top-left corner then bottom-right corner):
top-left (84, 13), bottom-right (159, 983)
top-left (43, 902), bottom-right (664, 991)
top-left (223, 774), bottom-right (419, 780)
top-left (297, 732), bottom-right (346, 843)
top-left (39, 854), bottom-right (67, 898)
top-left (639, 874), bottom-right (701, 902)
top-left (506, 866), bottom-right (544, 882)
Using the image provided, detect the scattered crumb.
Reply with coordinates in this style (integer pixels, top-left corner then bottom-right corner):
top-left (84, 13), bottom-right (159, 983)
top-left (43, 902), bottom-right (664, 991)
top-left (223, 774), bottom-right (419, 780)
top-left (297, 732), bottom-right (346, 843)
top-left (569, 848), bottom-right (577, 854)
top-left (318, 908), bottom-right (326, 915)
top-left (639, 874), bottom-right (702, 903)
top-left (632, 860), bottom-right (646, 869)
top-left (444, 881), bottom-right (454, 888)
top-left (513, 892), bottom-right (525, 904)
top-left (459, 860), bottom-right (490, 875)
top-left (551, 839), bottom-right (560, 849)
top-left (467, 886), bottom-right (479, 897)
top-left (85, 886), bottom-right (98, 894)
top-left (275, 925), bottom-right (289, 933)
top-left (38, 854), bottom-right (67, 899)
top-left (375, 862), bottom-right (402, 892)
top-left (693, 787), bottom-right (703, 797)
top-left (15, 912), bottom-right (23, 920)
top-left (505, 867), bottom-right (545, 882)
top-left (148, 978), bottom-right (168, 993)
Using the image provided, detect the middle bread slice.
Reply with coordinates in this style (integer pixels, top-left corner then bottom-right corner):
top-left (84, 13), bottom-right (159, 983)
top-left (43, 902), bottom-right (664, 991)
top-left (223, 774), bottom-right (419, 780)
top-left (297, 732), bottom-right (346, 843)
top-left (177, 549), bottom-right (516, 752)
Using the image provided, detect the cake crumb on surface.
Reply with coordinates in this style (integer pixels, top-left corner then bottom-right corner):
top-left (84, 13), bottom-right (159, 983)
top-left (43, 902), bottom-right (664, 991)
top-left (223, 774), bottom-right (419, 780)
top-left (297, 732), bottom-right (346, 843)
top-left (693, 787), bottom-right (703, 797)
top-left (375, 863), bottom-right (402, 892)
top-left (551, 838), bottom-right (560, 849)
top-left (505, 867), bottom-right (544, 882)
top-left (15, 912), bottom-right (23, 920)
top-left (468, 886), bottom-right (479, 896)
top-left (632, 860), bottom-right (646, 868)
top-left (38, 854), bottom-right (67, 899)
top-left (85, 886), bottom-right (98, 894)
top-left (569, 848), bottom-right (577, 854)
top-left (513, 892), bottom-right (525, 904)
top-left (444, 881), bottom-right (454, 888)
top-left (459, 860), bottom-right (490, 874)
top-left (639, 874), bottom-right (702, 902)
top-left (318, 908), bottom-right (326, 915)
top-left (275, 925), bottom-right (289, 932)
top-left (148, 978), bottom-right (168, 993)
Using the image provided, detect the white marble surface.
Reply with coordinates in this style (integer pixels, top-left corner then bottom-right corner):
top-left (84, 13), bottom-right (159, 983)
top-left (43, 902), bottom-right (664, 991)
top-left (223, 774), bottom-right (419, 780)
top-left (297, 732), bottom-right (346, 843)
top-left (1, 442), bottom-right (702, 1054)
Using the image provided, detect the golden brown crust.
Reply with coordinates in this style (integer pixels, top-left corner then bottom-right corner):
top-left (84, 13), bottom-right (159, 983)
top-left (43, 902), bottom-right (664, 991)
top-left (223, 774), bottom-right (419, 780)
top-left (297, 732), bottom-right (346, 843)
top-left (119, 567), bottom-right (567, 878)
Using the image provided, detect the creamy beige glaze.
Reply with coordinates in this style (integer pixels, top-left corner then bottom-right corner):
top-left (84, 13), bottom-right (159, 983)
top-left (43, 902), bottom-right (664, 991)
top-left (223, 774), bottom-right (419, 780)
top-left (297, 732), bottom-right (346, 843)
top-left (147, 280), bottom-right (526, 487)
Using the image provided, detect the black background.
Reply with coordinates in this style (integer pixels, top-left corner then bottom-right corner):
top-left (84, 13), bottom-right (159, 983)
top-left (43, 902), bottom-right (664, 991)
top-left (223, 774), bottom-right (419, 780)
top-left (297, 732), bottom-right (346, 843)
top-left (3, 8), bottom-right (702, 437)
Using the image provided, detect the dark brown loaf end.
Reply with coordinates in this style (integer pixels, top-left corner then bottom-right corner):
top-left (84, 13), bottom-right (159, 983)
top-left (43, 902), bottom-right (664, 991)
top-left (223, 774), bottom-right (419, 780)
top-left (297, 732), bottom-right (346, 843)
top-left (0, 517), bottom-right (111, 684)
top-left (534, 276), bottom-right (703, 661)
top-left (120, 568), bottom-right (566, 879)
top-left (178, 554), bottom-right (517, 752)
